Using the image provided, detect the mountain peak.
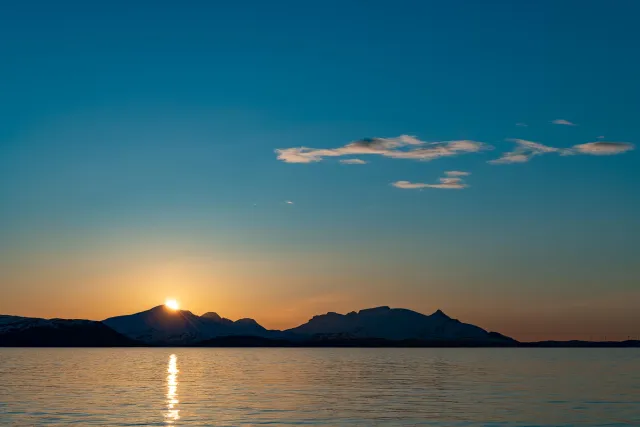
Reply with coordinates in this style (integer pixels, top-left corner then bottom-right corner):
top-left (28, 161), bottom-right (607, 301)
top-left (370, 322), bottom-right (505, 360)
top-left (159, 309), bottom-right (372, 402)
top-left (429, 309), bottom-right (458, 322)
top-left (146, 305), bottom-right (186, 315)
top-left (201, 312), bottom-right (222, 321)
top-left (235, 318), bottom-right (259, 325)
top-left (358, 306), bottom-right (391, 315)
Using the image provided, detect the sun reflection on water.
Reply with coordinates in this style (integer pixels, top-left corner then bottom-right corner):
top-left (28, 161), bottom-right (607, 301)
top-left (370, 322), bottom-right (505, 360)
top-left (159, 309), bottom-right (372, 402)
top-left (165, 354), bottom-right (180, 423)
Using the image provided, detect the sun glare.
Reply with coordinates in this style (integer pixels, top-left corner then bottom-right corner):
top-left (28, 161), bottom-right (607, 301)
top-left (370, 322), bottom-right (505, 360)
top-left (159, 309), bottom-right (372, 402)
top-left (165, 299), bottom-right (180, 311)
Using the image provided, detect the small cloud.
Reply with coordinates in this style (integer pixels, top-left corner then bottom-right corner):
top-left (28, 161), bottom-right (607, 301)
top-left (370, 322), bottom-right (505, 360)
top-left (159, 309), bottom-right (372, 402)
top-left (339, 158), bottom-right (367, 165)
top-left (392, 173), bottom-right (469, 190)
top-left (597, 135), bottom-right (605, 139)
top-left (516, 122), bottom-right (528, 127)
top-left (488, 153), bottom-right (531, 164)
top-left (285, 200), bottom-right (294, 205)
top-left (571, 141), bottom-right (634, 156)
top-left (392, 181), bottom-right (429, 190)
top-left (428, 177), bottom-right (468, 189)
top-left (551, 119), bottom-right (577, 126)
top-left (445, 171), bottom-right (470, 177)
top-left (489, 139), bottom-right (559, 164)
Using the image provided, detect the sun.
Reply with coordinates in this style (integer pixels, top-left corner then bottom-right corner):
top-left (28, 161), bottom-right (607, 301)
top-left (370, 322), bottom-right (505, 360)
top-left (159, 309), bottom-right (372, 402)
top-left (165, 299), bottom-right (180, 311)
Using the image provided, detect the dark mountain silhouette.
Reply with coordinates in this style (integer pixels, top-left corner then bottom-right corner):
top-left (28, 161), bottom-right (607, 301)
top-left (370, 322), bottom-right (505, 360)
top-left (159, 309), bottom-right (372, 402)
top-left (201, 312), bottom-right (234, 325)
top-left (2, 305), bottom-right (638, 347)
top-left (103, 305), bottom-right (272, 344)
top-left (287, 306), bottom-right (514, 343)
top-left (0, 315), bottom-right (135, 347)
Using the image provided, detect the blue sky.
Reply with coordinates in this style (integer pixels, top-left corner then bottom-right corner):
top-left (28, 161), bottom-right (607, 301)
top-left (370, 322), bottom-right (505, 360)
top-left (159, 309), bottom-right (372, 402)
top-left (0, 1), bottom-right (638, 340)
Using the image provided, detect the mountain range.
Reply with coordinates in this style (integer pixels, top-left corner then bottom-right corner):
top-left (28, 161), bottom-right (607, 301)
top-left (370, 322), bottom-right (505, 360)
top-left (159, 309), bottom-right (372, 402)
top-left (102, 305), bottom-right (273, 344)
top-left (1, 305), bottom-right (638, 347)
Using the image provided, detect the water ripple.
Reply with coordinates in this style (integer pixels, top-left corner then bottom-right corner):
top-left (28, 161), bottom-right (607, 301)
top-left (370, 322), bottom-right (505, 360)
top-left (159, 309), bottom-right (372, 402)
top-left (0, 348), bottom-right (638, 426)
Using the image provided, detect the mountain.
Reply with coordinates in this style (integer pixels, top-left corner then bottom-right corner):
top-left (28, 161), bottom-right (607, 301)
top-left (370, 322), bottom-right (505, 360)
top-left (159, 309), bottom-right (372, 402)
top-left (103, 305), bottom-right (272, 344)
top-left (0, 306), bottom-right (517, 346)
top-left (102, 305), bottom-right (513, 345)
top-left (11, 304), bottom-right (638, 347)
top-left (0, 315), bottom-right (135, 347)
top-left (287, 306), bottom-right (514, 343)
top-left (4, 305), bottom-right (639, 347)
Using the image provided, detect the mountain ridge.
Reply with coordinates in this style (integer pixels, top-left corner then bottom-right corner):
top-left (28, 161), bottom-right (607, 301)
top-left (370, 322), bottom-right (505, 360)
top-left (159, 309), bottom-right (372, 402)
top-left (2, 305), bottom-right (638, 347)
top-left (0, 315), bottom-right (137, 346)
top-left (286, 306), bottom-right (505, 342)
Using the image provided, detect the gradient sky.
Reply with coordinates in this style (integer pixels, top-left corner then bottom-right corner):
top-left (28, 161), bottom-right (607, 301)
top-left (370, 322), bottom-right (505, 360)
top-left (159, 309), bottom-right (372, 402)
top-left (1, 1), bottom-right (639, 341)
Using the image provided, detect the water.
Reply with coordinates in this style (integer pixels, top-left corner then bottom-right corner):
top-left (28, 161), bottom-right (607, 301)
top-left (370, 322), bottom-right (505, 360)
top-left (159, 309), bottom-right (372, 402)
top-left (0, 348), bottom-right (638, 426)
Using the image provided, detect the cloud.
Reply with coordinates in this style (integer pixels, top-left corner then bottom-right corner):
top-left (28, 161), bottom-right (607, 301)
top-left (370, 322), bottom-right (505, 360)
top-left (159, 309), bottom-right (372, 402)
top-left (276, 135), bottom-right (491, 164)
top-left (552, 119), bottom-right (577, 126)
top-left (490, 138), bottom-right (634, 164)
top-left (339, 158), bottom-right (367, 165)
top-left (285, 200), bottom-right (294, 205)
top-left (572, 141), bottom-right (635, 156)
top-left (516, 122), bottom-right (528, 127)
top-left (392, 172), bottom-right (470, 190)
top-left (445, 171), bottom-right (470, 177)
top-left (488, 153), bottom-right (531, 164)
top-left (597, 135), bottom-right (605, 139)
top-left (488, 139), bottom-right (560, 164)
top-left (392, 181), bottom-right (429, 189)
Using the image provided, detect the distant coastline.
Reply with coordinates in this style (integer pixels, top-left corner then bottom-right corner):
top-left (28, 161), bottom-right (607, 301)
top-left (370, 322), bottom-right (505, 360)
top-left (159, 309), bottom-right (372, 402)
top-left (2, 305), bottom-right (638, 348)
top-left (2, 337), bottom-right (639, 348)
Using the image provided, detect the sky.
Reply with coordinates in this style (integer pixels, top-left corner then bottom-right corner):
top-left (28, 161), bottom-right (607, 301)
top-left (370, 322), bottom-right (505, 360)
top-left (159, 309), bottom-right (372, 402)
top-left (1, 0), bottom-right (639, 341)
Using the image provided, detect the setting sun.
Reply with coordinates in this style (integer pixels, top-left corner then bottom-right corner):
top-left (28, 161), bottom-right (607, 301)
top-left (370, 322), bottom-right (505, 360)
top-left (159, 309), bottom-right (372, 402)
top-left (165, 299), bottom-right (180, 311)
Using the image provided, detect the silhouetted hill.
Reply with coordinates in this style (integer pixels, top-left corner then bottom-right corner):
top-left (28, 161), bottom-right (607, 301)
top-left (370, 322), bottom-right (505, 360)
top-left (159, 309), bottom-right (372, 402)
top-left (103, 305), bottom-right (272, 344)
top-left (200, 312), bottom-right (234, 325)
top-left (287, 306), bottom-right (515, 343)
top-left (0, 315), bottom-right (135, 347)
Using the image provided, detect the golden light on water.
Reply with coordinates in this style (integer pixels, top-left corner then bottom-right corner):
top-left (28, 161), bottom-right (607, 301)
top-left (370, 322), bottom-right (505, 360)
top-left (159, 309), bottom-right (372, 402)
top-left (165, 354), bottom-right (180, 423)
top-left (164, 299), bottom-right (180, 311)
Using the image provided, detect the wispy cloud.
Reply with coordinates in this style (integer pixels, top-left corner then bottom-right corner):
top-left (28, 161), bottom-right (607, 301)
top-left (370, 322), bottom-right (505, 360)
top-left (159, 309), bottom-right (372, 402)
top-left (339, 158), bottom-right (367, 165)
top-left (285, 200), bottom-right (294, 205)
top-left (392, 172), bottom-right (470, 190)
top-left (597, 135), bottom-right (605, 139)
top-left (488, 139), bottom-right (560, 164)
top-left (490, 139), bottom-right (634, 164)
top-left (276, 135), bottom-right (491, 164)
top-left (572, 141), bottom-right (635, 155)
top-left (551, 119), bottom-right (577, 126)
top-left (445, 171), bottom-right (470, 177)
top-left (516, 122), bottom-right (528, 127)
top-left (392, 181), bottom-right (430, 189)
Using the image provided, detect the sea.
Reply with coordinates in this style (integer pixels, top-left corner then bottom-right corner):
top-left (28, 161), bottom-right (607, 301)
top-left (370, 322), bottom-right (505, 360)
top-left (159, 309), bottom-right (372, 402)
top-left (0, 348), bottom-right (638, 426)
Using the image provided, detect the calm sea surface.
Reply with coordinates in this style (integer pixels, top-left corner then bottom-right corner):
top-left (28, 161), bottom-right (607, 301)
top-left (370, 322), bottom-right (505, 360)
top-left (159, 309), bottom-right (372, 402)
top-left (0, 348), bottom-right (638, 426)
